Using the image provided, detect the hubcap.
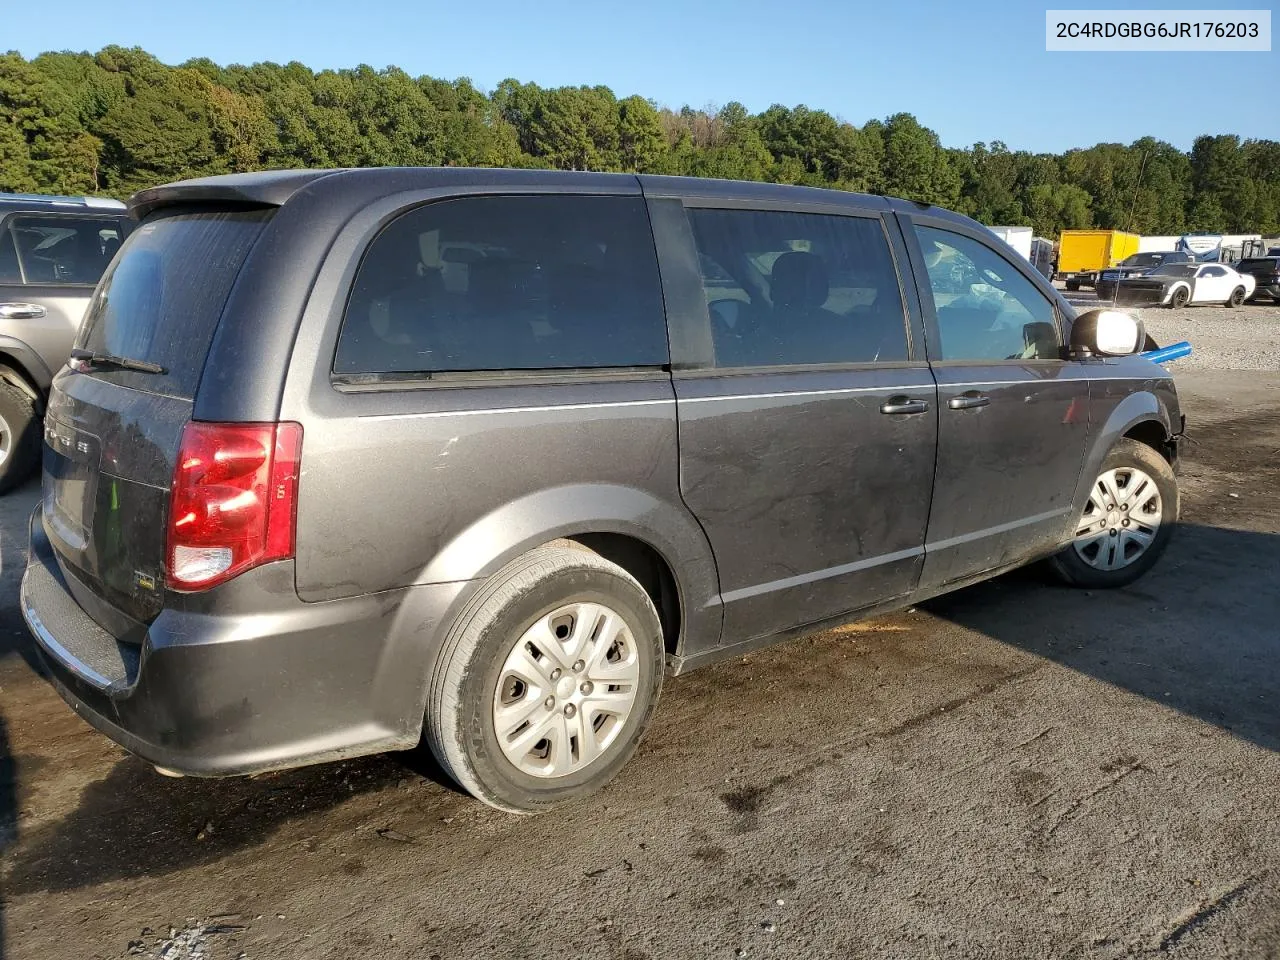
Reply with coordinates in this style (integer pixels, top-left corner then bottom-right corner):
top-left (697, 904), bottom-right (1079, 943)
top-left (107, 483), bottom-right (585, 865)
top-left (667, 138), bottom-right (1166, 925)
top-left (1072, 466), bottom-right (1162, 570)
top-left (0, 412), bottom-right (10, 466)
top-left (492, 602), bottom-right (641, 778)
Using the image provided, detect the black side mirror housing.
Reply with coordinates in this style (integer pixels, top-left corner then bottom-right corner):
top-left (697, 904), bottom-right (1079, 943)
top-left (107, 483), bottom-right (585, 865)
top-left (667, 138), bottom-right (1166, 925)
top-left (1070, 308), bottom-right (1146, 359)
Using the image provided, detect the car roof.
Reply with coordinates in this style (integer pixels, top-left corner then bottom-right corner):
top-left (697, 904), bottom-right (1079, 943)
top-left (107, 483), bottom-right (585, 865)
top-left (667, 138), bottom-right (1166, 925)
top-left (0, 191), bottom-right (126, 211)
top-left (127, 167), bottom-right (981, 230)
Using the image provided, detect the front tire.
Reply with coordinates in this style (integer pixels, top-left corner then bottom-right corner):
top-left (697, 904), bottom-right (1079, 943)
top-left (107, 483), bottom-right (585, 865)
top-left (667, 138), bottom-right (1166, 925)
top-left (1065, 279), bottom-right (1080, 292)
top-left (1048, 438), bottom-right (1178, 589)
top-left (1168, 285), bottom-right (1190, 309)
top-left (425, 543), bottom-right (665, 813)
top-left (1226, 286), bottom-right (1246, 307)
top-left (0, 380), bottom-right (41, 495)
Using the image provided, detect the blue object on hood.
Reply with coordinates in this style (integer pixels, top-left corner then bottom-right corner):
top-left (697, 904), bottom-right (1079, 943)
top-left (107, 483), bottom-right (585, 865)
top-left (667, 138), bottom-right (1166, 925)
top-left (1142, 341), bottom-right (1192, 364)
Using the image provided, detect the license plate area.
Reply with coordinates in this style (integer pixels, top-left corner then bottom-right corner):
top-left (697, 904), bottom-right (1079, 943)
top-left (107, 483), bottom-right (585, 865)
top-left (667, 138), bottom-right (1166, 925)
top-left (43, 418), bottom-right (101, 554)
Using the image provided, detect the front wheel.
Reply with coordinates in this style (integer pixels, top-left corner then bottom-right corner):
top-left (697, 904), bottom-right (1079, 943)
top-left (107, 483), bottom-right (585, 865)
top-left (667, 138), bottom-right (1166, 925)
top-left (1226, 286), bottom-right (1246, 307)
top-left (1048, 438), bottom-right (1178, 589)
top-left (425, 543), bottom-right (665, 813)
top-left (1168, 285), bottom-right (1190, 309)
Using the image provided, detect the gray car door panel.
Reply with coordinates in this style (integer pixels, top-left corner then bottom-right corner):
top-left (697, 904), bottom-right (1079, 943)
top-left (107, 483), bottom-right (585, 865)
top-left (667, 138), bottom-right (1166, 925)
top-left (650, 196), bottom-right (937, 645)
top-left (900, 214), bottom-right (1094, 589)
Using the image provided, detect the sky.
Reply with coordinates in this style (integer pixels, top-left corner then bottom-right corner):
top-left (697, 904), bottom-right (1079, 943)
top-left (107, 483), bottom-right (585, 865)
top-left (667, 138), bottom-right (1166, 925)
top-left (5, 0), bottom-right (1277, 154)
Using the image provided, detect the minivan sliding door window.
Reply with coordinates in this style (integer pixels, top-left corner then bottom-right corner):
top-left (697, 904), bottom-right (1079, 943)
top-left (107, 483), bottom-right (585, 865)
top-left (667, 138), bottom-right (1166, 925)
top-left (684, 208), bottom-right (910, 368)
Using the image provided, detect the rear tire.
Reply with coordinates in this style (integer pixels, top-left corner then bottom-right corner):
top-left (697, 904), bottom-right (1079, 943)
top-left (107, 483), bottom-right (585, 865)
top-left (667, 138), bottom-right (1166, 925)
top-left (1065, 279), bottom-right (1080, 292)
top-left (0, 380), bottom-right (40, 495)
top-left (1048, 438), bottom-right (1178, 589)
top-left (425, 543), bottom-right (664, 813)
top-left (1226, 286), bottom-right (1246, 307)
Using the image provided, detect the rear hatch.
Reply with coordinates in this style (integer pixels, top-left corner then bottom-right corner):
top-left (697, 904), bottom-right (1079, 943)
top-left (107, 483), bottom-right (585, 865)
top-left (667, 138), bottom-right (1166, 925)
top-left (42, 206), bottom-right (273, 630)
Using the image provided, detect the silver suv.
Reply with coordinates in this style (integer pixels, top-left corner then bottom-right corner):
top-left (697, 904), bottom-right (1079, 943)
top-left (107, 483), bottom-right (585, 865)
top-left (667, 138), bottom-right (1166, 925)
top-left (0, 192), bottom-right (130, 491)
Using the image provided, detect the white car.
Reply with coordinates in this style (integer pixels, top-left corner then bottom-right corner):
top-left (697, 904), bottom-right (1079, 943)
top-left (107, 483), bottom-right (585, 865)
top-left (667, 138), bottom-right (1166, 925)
top-left (1112, 262), bottom-right (1257, 308)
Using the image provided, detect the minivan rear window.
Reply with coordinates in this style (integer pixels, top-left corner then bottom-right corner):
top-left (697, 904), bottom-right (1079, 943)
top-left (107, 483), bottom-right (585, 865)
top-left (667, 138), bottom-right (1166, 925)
top-left (334, 195), bottom-right (669, 377)
top-left (76, 207), bottom-right (272, 398)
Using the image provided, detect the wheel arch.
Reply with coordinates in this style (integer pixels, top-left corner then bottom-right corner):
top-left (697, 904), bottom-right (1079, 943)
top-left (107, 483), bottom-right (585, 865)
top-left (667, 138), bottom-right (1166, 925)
top-left (0, 336), bottom-right (52, 403)
top-left (417, 483), bottom-right (723, 661)
top-left (1068, 391), bottom-right (1175, 537)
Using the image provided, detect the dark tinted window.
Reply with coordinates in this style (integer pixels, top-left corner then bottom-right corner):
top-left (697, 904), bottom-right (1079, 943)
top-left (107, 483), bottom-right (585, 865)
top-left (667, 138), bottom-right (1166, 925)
top-left (77, 208), bottom-right (271, 398)
top-left (914, 225), bottom-right (1060, 361)
top-left (10, 216), bottom-right (124, 285)
top-left (0, 228), bottom-right (19, 283)
top-left (686, 208), bottom-right (908, 367)
top-left (335, 196), bottom-right (668, 375)
top-left (1238, 258), bottom-right (1279, 271)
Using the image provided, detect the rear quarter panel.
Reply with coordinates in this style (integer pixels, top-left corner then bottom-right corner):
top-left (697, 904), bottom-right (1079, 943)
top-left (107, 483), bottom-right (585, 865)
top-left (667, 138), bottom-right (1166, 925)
top-left (276, 188), bottom-right (722, 656)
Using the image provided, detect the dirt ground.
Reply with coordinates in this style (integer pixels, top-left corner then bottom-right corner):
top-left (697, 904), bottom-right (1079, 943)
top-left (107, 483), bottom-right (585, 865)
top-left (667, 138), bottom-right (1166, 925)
top-left (2, 368), bottom-right (1279, 960)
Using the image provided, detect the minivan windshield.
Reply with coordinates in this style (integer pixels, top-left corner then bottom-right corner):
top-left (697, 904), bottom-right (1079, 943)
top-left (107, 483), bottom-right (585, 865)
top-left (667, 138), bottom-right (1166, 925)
top-left (76, 207), bottom-right (272, 398)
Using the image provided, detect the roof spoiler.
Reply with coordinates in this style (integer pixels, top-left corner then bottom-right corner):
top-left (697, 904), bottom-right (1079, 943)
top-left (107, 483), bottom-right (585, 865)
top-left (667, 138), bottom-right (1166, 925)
top-left (128, 169), bottom-right (346, 219)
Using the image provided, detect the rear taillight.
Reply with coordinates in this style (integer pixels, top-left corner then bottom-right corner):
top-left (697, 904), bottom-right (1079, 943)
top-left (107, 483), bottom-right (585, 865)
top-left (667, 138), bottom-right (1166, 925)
top-left (166, 421), bottom-right (303, 591)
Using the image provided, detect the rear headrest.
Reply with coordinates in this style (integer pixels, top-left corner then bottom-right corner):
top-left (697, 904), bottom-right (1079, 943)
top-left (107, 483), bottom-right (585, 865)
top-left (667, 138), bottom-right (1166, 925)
top-left (771, 252), bottom-right (830, 311)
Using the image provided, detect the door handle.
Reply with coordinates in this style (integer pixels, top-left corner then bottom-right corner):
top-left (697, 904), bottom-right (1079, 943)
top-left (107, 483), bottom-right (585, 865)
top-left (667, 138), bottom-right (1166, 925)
top-left (0, 302), bottom-right (47, 320)
top-left (948, 393), bottom-right (991, 410)
top-left (880, 397), bottom-right (930, 415)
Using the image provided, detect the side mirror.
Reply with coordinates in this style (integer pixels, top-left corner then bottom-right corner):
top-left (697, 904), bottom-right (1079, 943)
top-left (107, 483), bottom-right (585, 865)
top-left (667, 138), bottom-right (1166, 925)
top-left (1070, 308), bottom-right (1145, 358)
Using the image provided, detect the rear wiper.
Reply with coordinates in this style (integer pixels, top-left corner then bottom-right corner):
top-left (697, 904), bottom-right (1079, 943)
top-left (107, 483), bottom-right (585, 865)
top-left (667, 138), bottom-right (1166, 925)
top-left (69, 348), bottom-right (166, 375)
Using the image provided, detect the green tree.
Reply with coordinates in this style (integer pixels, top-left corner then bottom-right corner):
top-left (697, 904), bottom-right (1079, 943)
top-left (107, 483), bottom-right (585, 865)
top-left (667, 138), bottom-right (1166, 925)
top-left (879, 112), bottom-right (960, 207)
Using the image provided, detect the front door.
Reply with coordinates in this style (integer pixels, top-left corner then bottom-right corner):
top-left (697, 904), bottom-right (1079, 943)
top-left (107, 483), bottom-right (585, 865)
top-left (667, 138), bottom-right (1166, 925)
top-left (650, 196), bottom-right (938, 644)
top-left (902, 216), bottom-right (1092, 591)
top-left (1190, 264), bottom-right (1231, 303)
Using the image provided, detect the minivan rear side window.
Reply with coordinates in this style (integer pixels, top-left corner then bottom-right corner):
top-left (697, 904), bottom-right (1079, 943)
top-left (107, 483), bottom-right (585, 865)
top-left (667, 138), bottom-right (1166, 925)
top-left (686, 208), bottom-right (909, 368)
top-left (76, 208), bottom-right (272, 399)
top-left (335, 195), bottom-right (669, 377)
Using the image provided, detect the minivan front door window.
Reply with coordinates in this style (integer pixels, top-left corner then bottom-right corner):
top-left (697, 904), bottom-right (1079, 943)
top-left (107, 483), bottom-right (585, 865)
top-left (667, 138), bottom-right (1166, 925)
top-left (909, 220), bottom-right (1090, 591)
top-left (914, 225), bottom-right (1061, 362)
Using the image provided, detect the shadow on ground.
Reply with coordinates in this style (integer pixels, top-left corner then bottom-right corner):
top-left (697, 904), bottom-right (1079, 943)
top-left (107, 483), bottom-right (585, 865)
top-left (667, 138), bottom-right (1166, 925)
top-left (1, 522), bottom-right (1276, 902)
top-left (925, 522), bottom-right (1280, 753)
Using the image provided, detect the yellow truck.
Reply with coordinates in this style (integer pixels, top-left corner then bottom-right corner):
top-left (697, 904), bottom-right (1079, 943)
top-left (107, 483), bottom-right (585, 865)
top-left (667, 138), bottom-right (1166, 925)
top-left (1056, 230), bottom-right (1141, 290)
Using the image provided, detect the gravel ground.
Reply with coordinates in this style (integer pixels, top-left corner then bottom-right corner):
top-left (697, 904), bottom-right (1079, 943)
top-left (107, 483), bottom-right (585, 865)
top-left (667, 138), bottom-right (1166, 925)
top-left (2, 369), bottom-right (1279, 958)
top-left (1062, 285), bottom-right (1280, 370)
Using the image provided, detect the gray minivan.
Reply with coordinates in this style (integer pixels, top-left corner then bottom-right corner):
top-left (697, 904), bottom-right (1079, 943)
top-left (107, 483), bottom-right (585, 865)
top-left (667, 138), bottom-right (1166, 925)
top-left (21, 169), bottom-right (1182, 812)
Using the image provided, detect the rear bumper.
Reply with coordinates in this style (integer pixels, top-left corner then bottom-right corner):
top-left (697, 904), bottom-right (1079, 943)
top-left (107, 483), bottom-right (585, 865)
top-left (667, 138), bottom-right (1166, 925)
top-left (22, 509), bottom-right (470, 776)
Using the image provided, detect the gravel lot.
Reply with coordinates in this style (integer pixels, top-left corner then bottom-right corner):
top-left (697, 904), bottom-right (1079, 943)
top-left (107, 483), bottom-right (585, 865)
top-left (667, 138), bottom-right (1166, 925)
top-left (1063, 285), bottom-right (1280, 370)
top-left (1, 344), bottom-right (1278, 957)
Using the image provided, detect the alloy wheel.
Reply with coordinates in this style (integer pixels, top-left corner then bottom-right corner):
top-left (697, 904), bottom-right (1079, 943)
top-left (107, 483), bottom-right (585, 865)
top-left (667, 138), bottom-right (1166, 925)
top-left (1072, 466), bottom-right (1163, 570)
top-left (492, 602), bottom-right (641, 778)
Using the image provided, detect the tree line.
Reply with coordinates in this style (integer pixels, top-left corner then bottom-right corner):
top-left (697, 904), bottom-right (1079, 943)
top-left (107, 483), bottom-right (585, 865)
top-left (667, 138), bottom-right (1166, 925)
top-left (3, 46), bottom-right (1278, 237)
